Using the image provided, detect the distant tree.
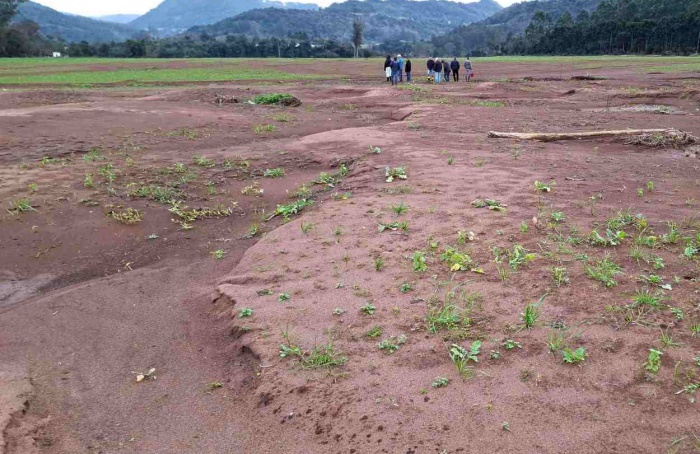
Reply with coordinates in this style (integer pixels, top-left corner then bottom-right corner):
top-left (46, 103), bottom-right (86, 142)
top-left (0, 0), bottom-right (25, 28)
top-left (352, 17), bottom-right (364, 58)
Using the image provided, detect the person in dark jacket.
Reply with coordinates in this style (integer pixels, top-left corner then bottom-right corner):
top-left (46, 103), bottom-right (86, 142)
top-left (450, 57), bottom-right (460, 82)
top-left (442, 60), bottom-right (450, 83)
top-left (390, 58), bottom-right (400, 86)
top-left (433, 58), bottom-right (443, 83)
top-left (405, 59), bottom-right (412, 83)
top-left (384, 55), bottom-right (392, 82)
top-left (427, 58), bottom-right (435, 79)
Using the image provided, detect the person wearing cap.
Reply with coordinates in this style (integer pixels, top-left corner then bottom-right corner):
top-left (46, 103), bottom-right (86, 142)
top-left (397, 54), bottom-right (405, 83)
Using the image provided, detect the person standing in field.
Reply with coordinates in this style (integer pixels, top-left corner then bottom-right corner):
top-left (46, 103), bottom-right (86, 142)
top-left (427, 57), bottom-right (435, 79)
top-left (464, 57), bottom-right (473, 82)
top-left (405, 58), bottom-right (412, 83)
top-left (442, 59), bottom-right (450, 83)
top-left (397, 54), bottom-right (404, 83)
top-left (433, 58), bottom-right (443, 83)
top-left (384, 54), bottom-right (392, 82)
top-left (450, 57), bottom-right (460, 82)
top-left (390, 57), bottom-right (400, 86)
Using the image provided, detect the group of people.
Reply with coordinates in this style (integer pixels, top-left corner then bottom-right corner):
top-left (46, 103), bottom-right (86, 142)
top-left (383, 55), bottom-right (474, 85)
top-left (384, 54), bottom-right (412, 85)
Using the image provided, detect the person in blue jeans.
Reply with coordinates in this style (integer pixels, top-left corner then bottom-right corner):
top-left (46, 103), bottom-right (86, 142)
top-left (433, 59), bottom-right (443, 83)
top-left (390, 58), bottom-right (400, 86)
top-left (397, 54), bottom-right (404, 83)
top-left (405, 59), bottom-right (412, 83)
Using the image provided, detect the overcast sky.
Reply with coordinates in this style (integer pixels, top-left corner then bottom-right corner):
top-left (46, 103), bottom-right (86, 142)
top-left (34, 0), bottom-right (523, 17)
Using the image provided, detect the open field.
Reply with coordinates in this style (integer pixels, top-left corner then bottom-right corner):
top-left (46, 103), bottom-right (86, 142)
top-left (1, 57), bottom-right (700, 454)
top-left (0, 55), bottom-right (699, 86)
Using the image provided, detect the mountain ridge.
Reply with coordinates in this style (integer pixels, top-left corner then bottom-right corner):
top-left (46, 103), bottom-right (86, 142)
top-left (13, 1), bottom-right (142, 43)
top-left (130, 0), bottom-right (321, 36)
top-left (189, 0), bottom-right (503, 43)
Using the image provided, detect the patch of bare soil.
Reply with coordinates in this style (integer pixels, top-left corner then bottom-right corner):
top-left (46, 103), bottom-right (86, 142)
top-left (2, 64), bottom-right (700, 454)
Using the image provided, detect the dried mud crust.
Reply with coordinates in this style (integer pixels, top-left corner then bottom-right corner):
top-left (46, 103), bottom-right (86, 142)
top-left (0, 64), bottom-right (699, 454)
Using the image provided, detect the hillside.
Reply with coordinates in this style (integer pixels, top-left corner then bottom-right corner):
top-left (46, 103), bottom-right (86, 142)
top-left (14, 1), bottom-right (140, 43)
top-left (95, 14), bottom-right (141, 24)
top-left (431, 0), bottom-right (602, 55)
top-left (482, 0), bottom-right (602, 34)
top-left (189, 0), bottom-right (503, 43)
top-left (130, 0), bottom-right (320, 36)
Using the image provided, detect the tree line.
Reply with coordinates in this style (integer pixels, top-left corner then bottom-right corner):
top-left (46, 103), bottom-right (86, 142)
top-left (431, 0), bottom-right (700, 56)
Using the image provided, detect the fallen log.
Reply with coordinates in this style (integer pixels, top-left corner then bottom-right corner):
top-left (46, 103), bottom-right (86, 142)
top-left (488, 129), bottom-right (674, 142)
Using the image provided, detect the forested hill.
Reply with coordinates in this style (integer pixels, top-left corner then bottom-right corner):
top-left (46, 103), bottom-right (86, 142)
top-left (481, 0), bottom-right (601, 34)
top-left (13, 1), bottom-right (141, 43)
top-left (129, 0), bottom-right (320, 36)
top-left (432, 0), bottom-right (700, 56)
top-left (189, 0), bottom-right (503, 43)
top-left (431, 0), bottom-right (603, 55)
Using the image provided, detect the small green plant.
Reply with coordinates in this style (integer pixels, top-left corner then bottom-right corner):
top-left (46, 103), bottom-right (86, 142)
top-left (659, 331), bottom-right (681, 348)
top-left (301, 222), bottom-right (314, 234)
top-left (521, 295), bottom-right (545, 329)
top-left (669, 307), bottom-right (684, 320)
top-left (274, 199), bottom-right (313, 221)
top-left (385, 166), bottom-right (408, 183)
top-left (252, 93), bottom-right (297, 105)
top-left (263, 168), bottom-right (285, 178)
top-left (447, 156), bottom-right (454, 165)
top-left (374, 257), bottom-right (385, 271)
top-left (378, 335), bottom-right (407, 353)
top-left (400, 282), bottom-right (413, 293)
top-left (366, 326), bottom-right (383, 338)
top-left (360, 303), bottom-right (376, 315)
top-left (661, 222), bottom-right (680, 245)
top-left (550, 211), bottom-right (565, 223)
top-left (83, 173), bottom-right (95, 188)
top-left (637, 188), bottom-right (644, 197)
top-left (278, 293), bottom-right (290, 302)
top-left (691, 323), bottom-right (700, 337)
top-left (546, 331), bottom-right (565, 353)
top-left (502, 339), bottom-right (522, 350)
top-left (471, 199), bottom-right (506, 211)
top-left (646, 181), bottom-right (654, 192)
top-left (391, 202), bottom-right (409, 216)
top-left (412, 251), bottom-right (428, 272)
top-left (449, 340), bottom-right (481, 378)
top-left (534, 180), bottom-right (556, 192)
top-left (83, 148), bottom-right (106, 162)
top-left (431, 377), bottom-right (449, 388)
top-left (645, 348), bottom-right (663, 373)
top-left (585, 255), bottom-right (623, 287)
top-left (107, 208), bottom-right (143, 225)
top-left (562, 347), bottom-right (587, 364)
top-left (497, 265), bottom-right (510, 283)
top-left (551, 267), bottom-right (569, 287)
top-left (253, 124), bottom-right (276, 134)
top-left (241, 182), bottom-right (264, 196)
top-left (212, 249), bottom-right (225, 260)
top-left (238, 308), bottom-right (253, 318)
top-left (503, 244), bottom-right (536, 270)
top-left (630, 288), bottom-right (663, 309)
top-left (7, 198), bottom-right (35, 215)
top-left (192, 155), bottom-right (215, 168)
top-left (520, 221), bottom-right (529, 234)
top-left (39, 156), bottom-right (58, 165)
top-left (440, 246), bottom-right (477, 272)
